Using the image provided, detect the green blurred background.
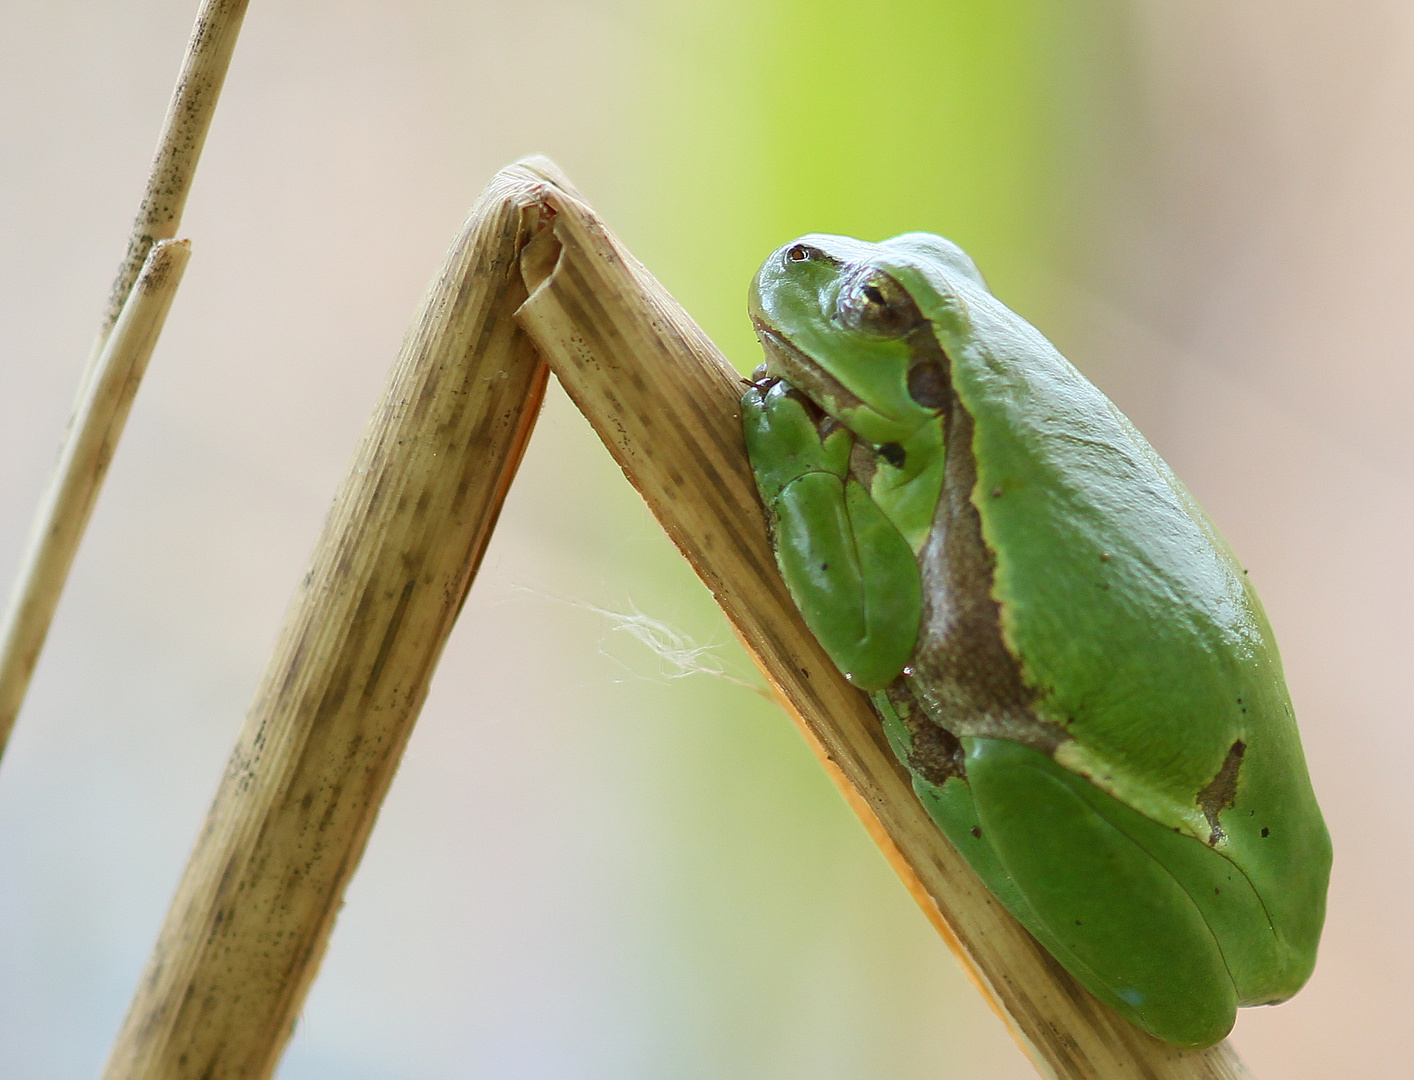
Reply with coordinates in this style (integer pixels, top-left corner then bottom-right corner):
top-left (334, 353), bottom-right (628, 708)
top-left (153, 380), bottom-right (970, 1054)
top-left (1, 2), bottom-right (1405, 1078)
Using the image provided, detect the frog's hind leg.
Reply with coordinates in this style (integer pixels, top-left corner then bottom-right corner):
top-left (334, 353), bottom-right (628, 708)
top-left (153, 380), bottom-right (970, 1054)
top-left (964, 737), bottom-right (1238, 1048)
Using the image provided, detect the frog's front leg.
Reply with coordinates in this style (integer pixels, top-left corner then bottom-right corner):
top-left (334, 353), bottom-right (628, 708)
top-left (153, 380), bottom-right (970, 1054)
top-left (743, 375), bottom-right (922, 690)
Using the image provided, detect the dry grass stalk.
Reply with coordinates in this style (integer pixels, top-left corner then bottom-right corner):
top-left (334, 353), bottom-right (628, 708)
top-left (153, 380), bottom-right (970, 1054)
top-left (0, 0), bottom-right (249, 759)
top-left (100, 171), bottom-right (551, 1080)
top-left (509, 156), bottom-right (1257, 1080)
top-left (93, 0), bottom-right (250, 360)
top-left (0, 239), bottom-right (191, 754)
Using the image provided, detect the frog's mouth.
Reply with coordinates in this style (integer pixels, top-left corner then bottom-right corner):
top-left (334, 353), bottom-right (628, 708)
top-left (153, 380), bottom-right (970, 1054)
top-left (751, 320), bottom-right (870, 424)
top-left (752, 316), bottom-right (952, 429)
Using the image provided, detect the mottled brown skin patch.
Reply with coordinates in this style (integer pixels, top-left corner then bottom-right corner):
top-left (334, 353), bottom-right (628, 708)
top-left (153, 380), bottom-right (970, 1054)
top-left (848, 439), bottom-right (880, 490)
top-left (884, 682), bottom-right (965, 784)
top-left (1197, 740), bottom-right (1246, 844)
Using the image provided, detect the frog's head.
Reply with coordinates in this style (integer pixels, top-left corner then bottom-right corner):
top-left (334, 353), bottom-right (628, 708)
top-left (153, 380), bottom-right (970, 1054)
top-left (748, 233), bottom-right (983, 447)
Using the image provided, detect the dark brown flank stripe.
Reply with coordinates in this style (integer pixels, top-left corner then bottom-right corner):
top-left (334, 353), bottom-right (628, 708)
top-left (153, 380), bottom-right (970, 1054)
top-left (1198, 741), bottom-right (1247, 844)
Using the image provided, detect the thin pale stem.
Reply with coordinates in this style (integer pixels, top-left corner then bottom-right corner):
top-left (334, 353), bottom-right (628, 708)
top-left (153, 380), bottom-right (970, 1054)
top-left (0, 0), bottom-right (249, 758)
top-left (0, 239), bottom-right (191, 755)
top-left (91, 0), bottom-right (250, 366)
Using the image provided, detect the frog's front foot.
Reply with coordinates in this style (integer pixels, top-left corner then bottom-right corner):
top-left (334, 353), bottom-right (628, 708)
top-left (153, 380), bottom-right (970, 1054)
top-left (742, 376), bottom-right (921, 690)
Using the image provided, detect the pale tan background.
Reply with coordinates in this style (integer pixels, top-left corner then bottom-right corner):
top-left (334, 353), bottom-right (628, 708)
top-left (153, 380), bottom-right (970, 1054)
top-left (1, 3), bottom-right (1410, 1078)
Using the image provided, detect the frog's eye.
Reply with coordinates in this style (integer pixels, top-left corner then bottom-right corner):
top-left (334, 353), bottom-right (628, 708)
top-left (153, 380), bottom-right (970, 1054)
top-left (837, 268), bottom-right (924, 338)
top-left (782, 243), bottom-right (843, 269)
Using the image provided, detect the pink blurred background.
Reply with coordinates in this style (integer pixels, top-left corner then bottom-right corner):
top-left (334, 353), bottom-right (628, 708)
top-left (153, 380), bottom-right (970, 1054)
top-left (1, 3), bottom-right (1410, 1077)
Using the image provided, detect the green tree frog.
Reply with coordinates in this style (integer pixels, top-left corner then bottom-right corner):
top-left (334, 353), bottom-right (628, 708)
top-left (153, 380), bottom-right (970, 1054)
top-left (741, 232), bottom-right (1330, 1048)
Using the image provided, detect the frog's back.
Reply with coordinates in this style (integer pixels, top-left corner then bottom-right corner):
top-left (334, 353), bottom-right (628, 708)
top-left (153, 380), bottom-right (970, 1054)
top-left (883, 243), bottom-right (1328, 981)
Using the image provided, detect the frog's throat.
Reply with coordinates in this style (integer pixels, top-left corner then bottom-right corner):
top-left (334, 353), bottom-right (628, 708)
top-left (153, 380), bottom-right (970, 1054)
top-left (753, 322), bottom-right (871, 422)
top-left (904, 383), bottom-right (1068, 757)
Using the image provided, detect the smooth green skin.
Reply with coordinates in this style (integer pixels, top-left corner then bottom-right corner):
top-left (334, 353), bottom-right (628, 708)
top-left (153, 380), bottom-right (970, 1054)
top-left (741, 233), bottom-right (1331, 1048)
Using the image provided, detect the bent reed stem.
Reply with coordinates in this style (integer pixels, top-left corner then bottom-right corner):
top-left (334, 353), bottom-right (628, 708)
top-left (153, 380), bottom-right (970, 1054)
top-left (99, 169), bottom-right (552, 1080)
top-left (509, 157), bottom-right (1256, 1080)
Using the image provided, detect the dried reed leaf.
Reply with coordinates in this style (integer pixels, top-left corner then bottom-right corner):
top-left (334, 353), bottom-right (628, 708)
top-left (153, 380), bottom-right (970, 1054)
top-left (100, 170), bottom-right (551, 1080)
top-left (509, 156), bottom-right (1257, 1080)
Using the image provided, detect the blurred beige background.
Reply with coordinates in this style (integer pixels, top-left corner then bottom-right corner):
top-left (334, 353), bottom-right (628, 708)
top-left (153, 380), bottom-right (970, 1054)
top-left (1, 2), bottom-right (1410, 1078)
